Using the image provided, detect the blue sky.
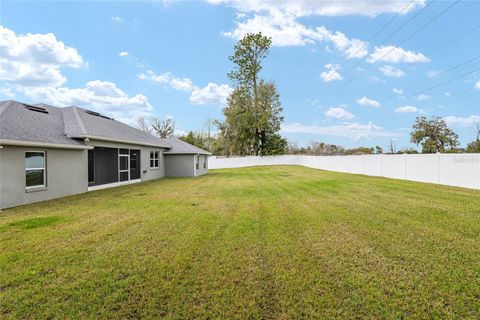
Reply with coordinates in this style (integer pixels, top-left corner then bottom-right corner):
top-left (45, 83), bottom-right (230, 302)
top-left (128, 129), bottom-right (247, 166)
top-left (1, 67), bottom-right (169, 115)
top-left (1, 0), bottom-right (479, 150)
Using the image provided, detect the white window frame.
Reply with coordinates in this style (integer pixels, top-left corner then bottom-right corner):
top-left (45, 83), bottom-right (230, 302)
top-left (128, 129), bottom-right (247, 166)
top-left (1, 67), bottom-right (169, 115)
top-left (150, 151), bottom-right (159, 169)
top-left (25, 151), bottom-right (46, 189)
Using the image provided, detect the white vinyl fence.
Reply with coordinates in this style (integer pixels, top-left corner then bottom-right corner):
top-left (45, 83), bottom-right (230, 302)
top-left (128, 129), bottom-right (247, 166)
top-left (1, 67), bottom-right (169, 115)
top-left (209, 154), bottom-right (480, 190)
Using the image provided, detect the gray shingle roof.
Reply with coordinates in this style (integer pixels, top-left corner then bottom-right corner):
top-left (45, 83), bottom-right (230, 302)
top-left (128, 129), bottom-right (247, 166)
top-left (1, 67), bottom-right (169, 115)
top-left (161, 138), bottom-right (211, 155)
top-left (0, 100), bottom-right (87, 148)
top-left (61, 106), bottom-right (170, 148)
top-left (0, 100), bottom-right (211, 155)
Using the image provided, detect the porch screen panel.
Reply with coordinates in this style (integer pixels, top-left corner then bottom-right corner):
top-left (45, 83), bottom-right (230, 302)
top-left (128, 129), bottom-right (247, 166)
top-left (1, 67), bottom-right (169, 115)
top-left (91, 147), bottom-right (118, 186)
top-left (130, 149), bottom-right (141, 180)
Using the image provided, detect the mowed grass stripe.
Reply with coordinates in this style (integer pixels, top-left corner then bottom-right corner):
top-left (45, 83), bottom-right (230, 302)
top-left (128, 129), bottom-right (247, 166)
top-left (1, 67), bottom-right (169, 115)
top-left (1, 166), bottom-right (479, 319)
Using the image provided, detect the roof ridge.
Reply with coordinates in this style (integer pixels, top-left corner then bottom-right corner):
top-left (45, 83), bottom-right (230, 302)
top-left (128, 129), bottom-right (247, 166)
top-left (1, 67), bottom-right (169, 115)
top-left (0, 100), bottom-right (14, 118)
top-left (71, 107), bottom-right (88, 136)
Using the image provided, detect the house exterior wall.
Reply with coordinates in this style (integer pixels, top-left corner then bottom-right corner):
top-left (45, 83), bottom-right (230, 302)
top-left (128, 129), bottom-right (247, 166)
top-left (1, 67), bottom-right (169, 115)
top-left (197, 155), bottom-right (209, 176)
top-left (164, 154), bottom-right (209, 177)
top-left (86, 139), bottom-right (166, 182)
top-left (165, 154), bottom-right (195, 177)
top-left (0, 145), bottom-right (88, 209)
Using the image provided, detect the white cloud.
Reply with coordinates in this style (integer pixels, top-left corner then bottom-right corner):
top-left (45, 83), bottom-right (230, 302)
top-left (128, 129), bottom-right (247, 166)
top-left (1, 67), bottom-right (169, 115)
top-left (393, 88), bottom-right (404, 95)
top-left (281, 121), bottom-right (400, 140)
top-left (111, 16), bottom-right (124, 23)
top-left (190, 83), bottom-right (234, 105)
top-left (19, 80), bottom-right (153, 124)
top-left (320, 64), bottom-right (343, 82)
top-left (138, 70), bottom-right (193, 91)
top-left (325, 27), bottom-right (368, 59)
top-left (427, 70), bottom-right (442, 78)
top-left (0, 26), bottom-right (84, 87)
top-left (170, 77), bottom-right (194, 92)
top-left (219, 3), bottom-right (430, 65)
top-left (395, 105), bottom-right (420, 113)
top-left (444, 115), bottom-right (480, 127)
top-left (138, 70), bottom-right (232, 105)
top-left (416, 94), bottom-right (431, 101)
top-left (379, 65), bottom-right (405, 78)
top-left (325, 107), bottom-right (354, 120)
top-left (0, 86), bottom-right (15, 98)
top-left (474, 80), bottom-right (480, 89)
top-left (118, 51), bottom-right (129, 57)
top-left (368, 45), bottom-right (429, 64)
top-left (208, 0), bottom-right (426, 17)
top-left (223, 10), bottom-right (321, 47)
top-left (223, 10), bottom-right (368, 58)
top-left (357, 96), bottom-right (380, 108)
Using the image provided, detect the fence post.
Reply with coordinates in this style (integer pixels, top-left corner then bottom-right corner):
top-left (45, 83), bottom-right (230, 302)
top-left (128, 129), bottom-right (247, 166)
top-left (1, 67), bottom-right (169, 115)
top-left (380, 153), bottom-right (383, 177)
top-left (404, 153), bottom-right (407, 179)
top-left (362, 154), bottom-right (365, 174)
top-left (437, 152), bottom-right (440, 184)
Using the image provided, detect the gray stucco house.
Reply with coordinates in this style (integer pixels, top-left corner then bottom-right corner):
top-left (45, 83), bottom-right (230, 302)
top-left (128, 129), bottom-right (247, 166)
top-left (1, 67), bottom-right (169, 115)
top-left (0, 100), bottom-right (210, 209)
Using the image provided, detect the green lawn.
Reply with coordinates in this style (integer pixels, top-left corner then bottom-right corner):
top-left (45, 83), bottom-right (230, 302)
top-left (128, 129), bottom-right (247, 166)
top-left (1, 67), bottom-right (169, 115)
top-left (1, 166), bottom-right (479, 319)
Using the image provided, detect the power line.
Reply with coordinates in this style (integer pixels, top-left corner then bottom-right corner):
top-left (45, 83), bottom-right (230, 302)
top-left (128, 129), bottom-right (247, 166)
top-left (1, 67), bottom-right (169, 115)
top-left (435, 90), bottom-right (479, 107)
top-left (369, 0), bottom-right (462, 66)
top-left (327, 0), bottom-right (461, 97)
top-left (375, 0), bottom-right (433, 50)
top-left (371, 88), bottom-right (479, 124)
top-left (390, 55), bottom-right (480, 98)
top-left (432, 23), bottom-right (480, 52)
top-left (340, 0), bottom-right (417, 77)
top-left (407, 67), bottom-right (480, 98)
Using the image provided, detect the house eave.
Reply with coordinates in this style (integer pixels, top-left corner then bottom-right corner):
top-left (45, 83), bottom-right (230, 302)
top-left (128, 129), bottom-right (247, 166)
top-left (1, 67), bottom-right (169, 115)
top-left (0, 139), bottom-right (93, 150)
top-left (164, 152), bottom-right (212, 156)
top-left (78, 135), bottom-right (171, 149)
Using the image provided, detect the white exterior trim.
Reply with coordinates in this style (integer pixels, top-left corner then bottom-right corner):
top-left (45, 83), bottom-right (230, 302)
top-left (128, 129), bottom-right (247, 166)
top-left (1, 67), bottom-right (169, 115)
top-left (0, 139), bottom-right (92, 150)
top-left (83, 135), bottom-right (170, 149)
top-left (87, 178), bottom-right (141, 191)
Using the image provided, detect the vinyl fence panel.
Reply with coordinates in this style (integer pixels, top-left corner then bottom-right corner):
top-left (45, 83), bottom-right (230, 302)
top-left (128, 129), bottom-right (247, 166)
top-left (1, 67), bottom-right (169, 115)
top-left (209, 154), bottom-right (480, 190)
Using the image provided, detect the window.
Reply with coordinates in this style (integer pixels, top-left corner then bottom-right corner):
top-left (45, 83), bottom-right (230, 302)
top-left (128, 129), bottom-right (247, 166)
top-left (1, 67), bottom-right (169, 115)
top-left (150, 151), bottom-right (159, 168)
top-left (195, 156), bottom-right (199, 171)
top-left (26, 151), bottom-right (46, 188)
top-left (203, 157), bottom-right (206, 169)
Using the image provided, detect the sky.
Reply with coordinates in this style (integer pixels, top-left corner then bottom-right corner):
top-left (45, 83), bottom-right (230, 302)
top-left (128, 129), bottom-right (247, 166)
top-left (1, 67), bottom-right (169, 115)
top-left (1, 0), bottom-right (479, 150)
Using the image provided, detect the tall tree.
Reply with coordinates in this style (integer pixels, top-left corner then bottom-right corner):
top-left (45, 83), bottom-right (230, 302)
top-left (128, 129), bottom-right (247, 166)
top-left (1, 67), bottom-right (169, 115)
top-left (151, 117), bottom-right (176, 138)
top-left (220, 32), bottom-right (286, 156)
top-left (466, 124), bottom-right (480, 153)
top-left (410, 117), bottom-right (459, 153)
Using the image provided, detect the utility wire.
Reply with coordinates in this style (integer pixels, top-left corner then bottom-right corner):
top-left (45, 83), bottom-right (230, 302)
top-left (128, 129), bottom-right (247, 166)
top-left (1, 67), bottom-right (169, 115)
top-left (340, 0), bottom-right (417, 77)
top-left (372, 88), bottom-right (479, 123)
top-left (390, 55), bottom-right (480, 99)
top-left (327, 0), bottom-right (461, 97)
top-left (432, 23), bottom-right (480, 52)
top-left (369, 0), bottom-right (462, 66)
top-left (407, 67), bottom-right (480, 98)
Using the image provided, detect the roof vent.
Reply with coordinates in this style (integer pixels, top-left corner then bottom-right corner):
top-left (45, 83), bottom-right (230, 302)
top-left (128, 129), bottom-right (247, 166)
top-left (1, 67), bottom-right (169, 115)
top-left (85, 110), bottom-right (112, 120)
top-left (23, 104), bottom-right (49, 114)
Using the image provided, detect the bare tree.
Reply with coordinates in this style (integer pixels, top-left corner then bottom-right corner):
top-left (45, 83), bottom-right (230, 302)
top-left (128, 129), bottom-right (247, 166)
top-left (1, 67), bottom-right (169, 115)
top-left (151, 117), bottom-right (176, 138)
top-left (388, 139), bottom-right (397, 154)
top-left (287, 141), bottom-right (299, 154)
top-left (136, 116), bottom-right (151, 133)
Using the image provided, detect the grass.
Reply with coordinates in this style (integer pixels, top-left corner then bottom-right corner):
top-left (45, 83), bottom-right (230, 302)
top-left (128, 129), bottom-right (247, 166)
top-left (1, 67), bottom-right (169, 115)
top-left (1, 166), bottom-right (479, 319)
